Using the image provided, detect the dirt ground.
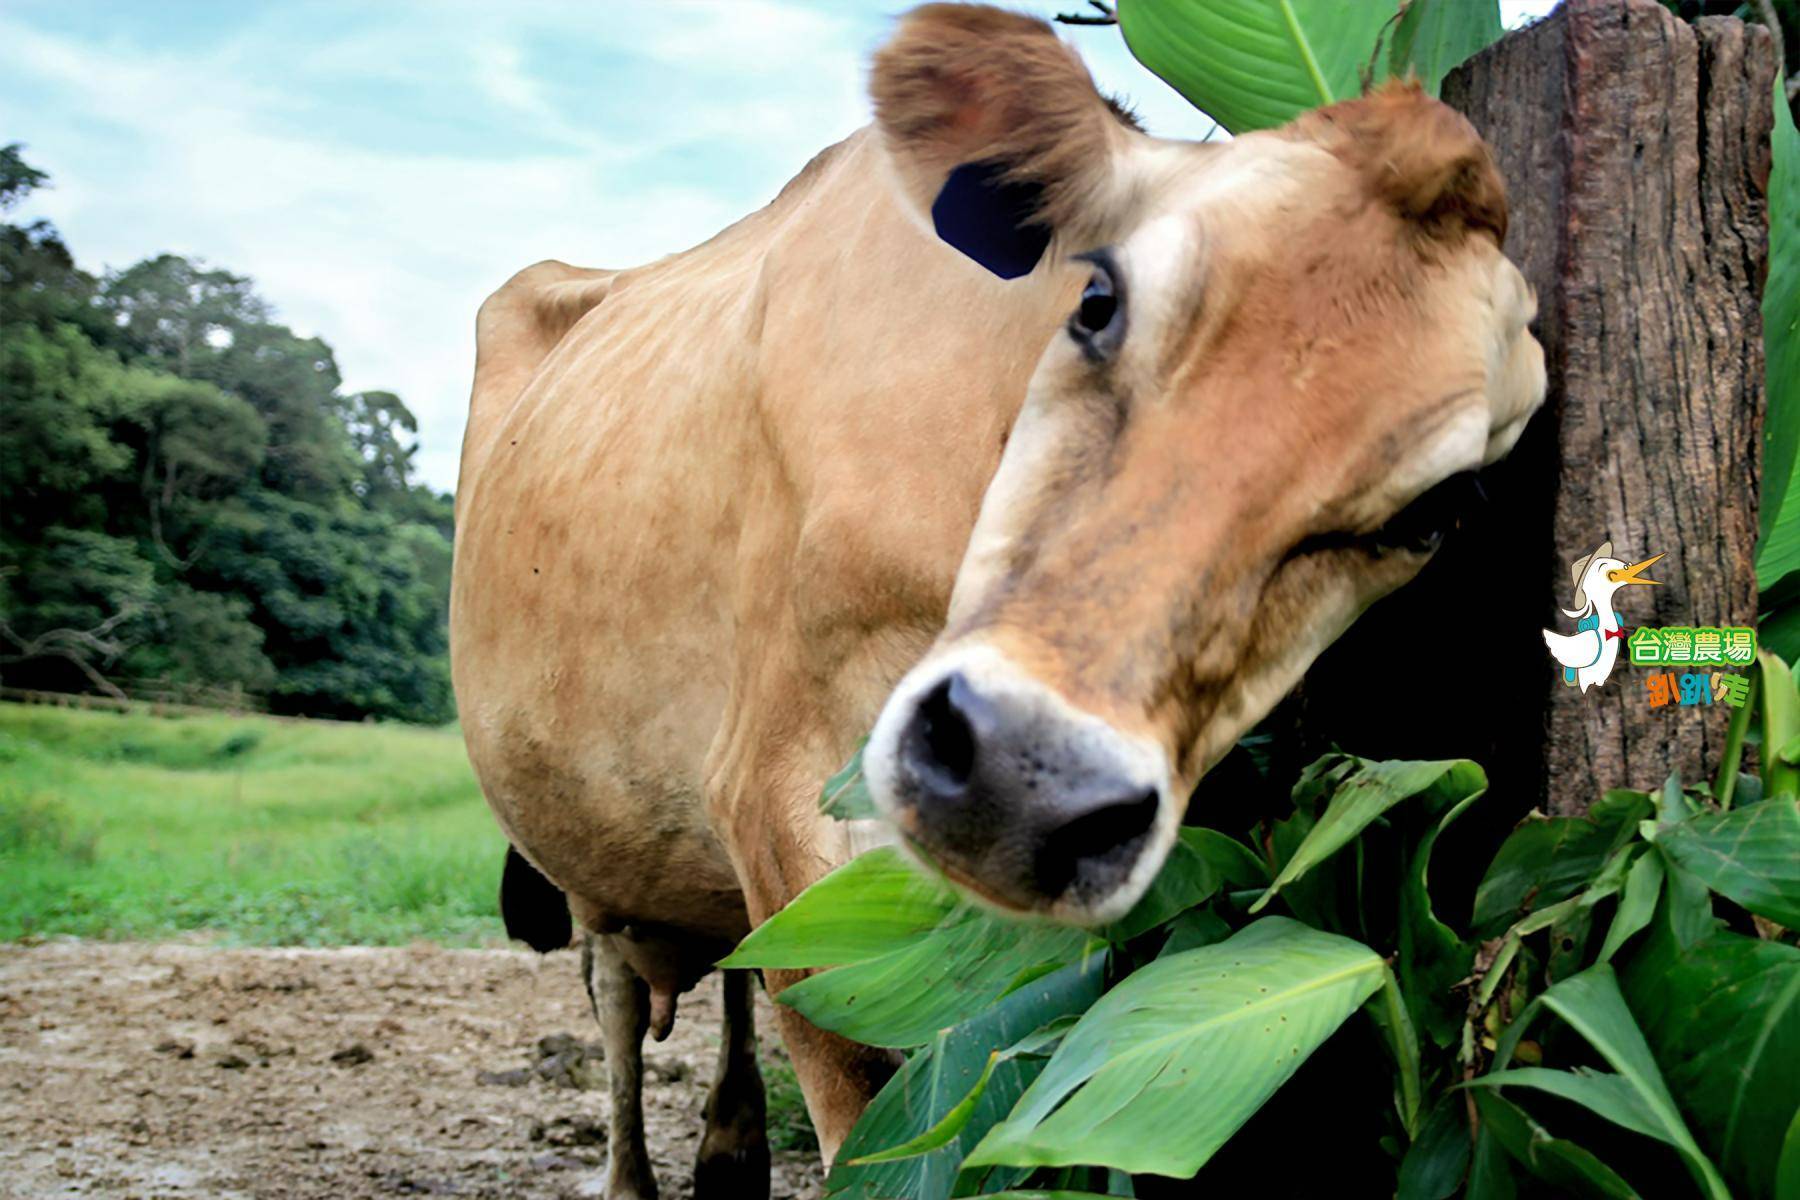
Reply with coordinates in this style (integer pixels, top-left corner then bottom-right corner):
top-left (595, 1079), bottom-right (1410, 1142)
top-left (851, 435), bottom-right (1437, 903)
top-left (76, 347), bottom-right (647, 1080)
top-left (0, 941), bottom-right (827, 1200)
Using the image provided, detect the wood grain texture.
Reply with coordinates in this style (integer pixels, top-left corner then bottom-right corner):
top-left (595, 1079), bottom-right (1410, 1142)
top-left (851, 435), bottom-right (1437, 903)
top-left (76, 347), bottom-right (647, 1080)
top-left (1295, 0), bottom-right (1773, 819)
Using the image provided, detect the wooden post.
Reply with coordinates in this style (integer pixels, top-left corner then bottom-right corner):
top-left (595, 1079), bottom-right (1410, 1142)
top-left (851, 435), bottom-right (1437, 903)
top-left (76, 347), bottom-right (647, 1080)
top-left (1296, 0), bottom-right (1775, 817)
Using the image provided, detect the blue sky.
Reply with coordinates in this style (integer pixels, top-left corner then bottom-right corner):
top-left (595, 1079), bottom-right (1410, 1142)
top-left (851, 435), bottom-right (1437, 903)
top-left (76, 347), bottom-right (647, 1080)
top-left (1, 1), bottom-right (1555, 492)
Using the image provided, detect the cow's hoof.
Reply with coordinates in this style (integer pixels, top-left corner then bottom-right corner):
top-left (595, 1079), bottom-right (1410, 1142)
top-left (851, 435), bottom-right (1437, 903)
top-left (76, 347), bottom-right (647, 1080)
top-left (692, 1135), bottom-right (770, 1200)
top-left (604, 1156), bottom-right (657, 1200)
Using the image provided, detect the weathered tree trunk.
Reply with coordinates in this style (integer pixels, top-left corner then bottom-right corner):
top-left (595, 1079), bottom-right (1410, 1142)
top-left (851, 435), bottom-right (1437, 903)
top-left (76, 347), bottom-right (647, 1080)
top-left (1296, 0), bottom-right (1774, 818)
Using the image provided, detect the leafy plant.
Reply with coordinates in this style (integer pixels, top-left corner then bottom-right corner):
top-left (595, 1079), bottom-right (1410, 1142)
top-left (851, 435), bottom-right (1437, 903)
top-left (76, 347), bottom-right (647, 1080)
top-left (729, 650), bottom-right (1800, 1198)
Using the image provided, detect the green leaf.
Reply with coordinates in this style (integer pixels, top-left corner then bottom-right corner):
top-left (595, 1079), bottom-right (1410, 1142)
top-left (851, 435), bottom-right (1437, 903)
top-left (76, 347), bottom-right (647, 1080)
top-left (1472, 1089), bottom-right (1639, 1199)
top-left (1468, 1067), bottom-right (1669, 1144)
top-left (846, 1016), bottom-right (1078, 1167)
top-left (1399, 766), bottom-right (1490, 1047)
top-left (1102, 827), bottom-right (1265, 942)
top-left (1157, 904), bottom-right (1233, 957)
top-left (1518, 965), bottom-right (1730, 1199)
top-left (826, 957), bottom-right (1107, 1200)
top-left (1625, 931), bottom-right (1800, 1200)
top-left (1472, 792), bottom-right (1652, 935)
top-left (964, 918), bottom-right (1384, 1175)
top-left (1778, 1106), bottom-right (1800, 1200)
top-left (1117, 0), bottom-right (1397, 133)
top-left (725, 847), bottom-right (1098, 1047)
top-left (722, 847), bottom-right (959, 970)
top-left (1398, 1094), bottom-right (1472, 1200)
top-left (820, 740), bottom-right (877, 821)
top-left (1650, 801), bottom-right (1800, 929)
top-left (1389, 0), bottom-right (1504, 94)
top-left (1253, 757), bottom-right (1487, 913)
top-left (1467, 1124), bottom-right (1519, 1200)
top-left (1762, 652), bottom-right (1800, 801)
top-left (1596, 850), bottom-right (1664, 964)
top-left (1755, 81), bottom-right (1800, 577)
top-left (776, 917), bottom-right (1101, 1049)
top-left (1716, 667), bottom-right (1760, 809)
top-left (1366, 965), bottom-right (1424, 1138)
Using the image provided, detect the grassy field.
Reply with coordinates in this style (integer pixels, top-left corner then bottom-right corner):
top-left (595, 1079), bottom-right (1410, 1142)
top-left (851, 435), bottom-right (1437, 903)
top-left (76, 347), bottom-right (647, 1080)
top-left (0, 702), bottom-right (508, 945)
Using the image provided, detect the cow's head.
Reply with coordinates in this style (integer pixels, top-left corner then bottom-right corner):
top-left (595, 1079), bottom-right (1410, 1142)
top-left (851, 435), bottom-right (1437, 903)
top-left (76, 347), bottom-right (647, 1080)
top-left (861, 4), bottom-right (1545, 923)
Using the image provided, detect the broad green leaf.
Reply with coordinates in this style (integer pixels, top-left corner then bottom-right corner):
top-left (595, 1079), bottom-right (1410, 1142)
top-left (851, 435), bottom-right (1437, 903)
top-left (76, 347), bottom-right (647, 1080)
top-left (775, 914), bottom-right (1101, 1049)
top-left (847, 1016), bottom-right (1077, 1166)
top-left (1389, 0), bottom-right (1504, 94)
top-left (1253, 757), bottom-right (1486, 913)
top-left (1468, 1067), bottom-right (1668, 1144)
top-left (820, 740), bottom-right (876, 821)
top-left (725, 847), bottom-right (1098, 1047)
top-left (1596, 850), bottom-right (1664, 963)
top-left (825, 957), bottom-right (1106, 1200)
top-left (1102, 826), bottom-right (1265, 942)
top-left (722, 847), bottom-right (958, 970)
top-left (1626, 932), bottom-right (1800, 1200)
top-left (1650, 801), bottom-right (1800, 929)
top-left (1756, 84), bottom-right (1800, 578)
top-left (1398, 1094), bottom-right (1472, 1200)
top-left (1471, 791), bottom-right (1651, 935)
top-left (1530, 966), bottom-right (1730, 1199)
top-left (1472, 1089), bottom-right (1638, 1199)
top-left (964, 918), bottom-right (1383, 1175)
top-left (1118, 0), bottom-right (1397, 134)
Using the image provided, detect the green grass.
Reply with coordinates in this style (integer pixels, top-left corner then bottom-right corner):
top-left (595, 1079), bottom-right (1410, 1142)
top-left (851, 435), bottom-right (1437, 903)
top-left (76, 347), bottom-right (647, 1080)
top-left (0, 702), bottom-right (507, 945)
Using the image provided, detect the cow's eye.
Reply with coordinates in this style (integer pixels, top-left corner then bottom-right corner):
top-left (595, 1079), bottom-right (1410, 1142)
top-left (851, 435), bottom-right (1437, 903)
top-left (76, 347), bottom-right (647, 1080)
top-left (1076, 271), bottom-right (1117, 333)
top-left (1067, 251), bottom-right (1125, 360)
top-left (1372, 471), bottom-right (1483, 554)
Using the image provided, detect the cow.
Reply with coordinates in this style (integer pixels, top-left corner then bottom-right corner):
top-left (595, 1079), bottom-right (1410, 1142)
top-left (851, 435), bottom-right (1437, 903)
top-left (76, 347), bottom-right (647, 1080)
top-left (450, 5), bottom-right (1546, 1197)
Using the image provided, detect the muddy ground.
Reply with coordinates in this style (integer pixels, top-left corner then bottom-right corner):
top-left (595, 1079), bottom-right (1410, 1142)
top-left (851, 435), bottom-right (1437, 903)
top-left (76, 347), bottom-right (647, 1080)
top-left (0, 941), bottom-right (827, 1200)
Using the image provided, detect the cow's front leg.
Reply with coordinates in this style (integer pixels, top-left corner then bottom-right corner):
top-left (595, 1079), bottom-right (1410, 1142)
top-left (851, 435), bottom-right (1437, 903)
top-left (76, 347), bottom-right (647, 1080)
top-left (761, 971), bottom-right (898, 1161)
top-left (692, 967), bottom-right (769, 1198)
top-left (726, 803), bottom-right (897, 1162)
top-left (587, 933), bottom-right (659, 1200)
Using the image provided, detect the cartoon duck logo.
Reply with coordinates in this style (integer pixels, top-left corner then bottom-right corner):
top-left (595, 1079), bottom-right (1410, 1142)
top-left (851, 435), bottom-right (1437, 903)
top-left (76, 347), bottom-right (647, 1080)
top-left (1542, 541), bottom-right (1662, 692)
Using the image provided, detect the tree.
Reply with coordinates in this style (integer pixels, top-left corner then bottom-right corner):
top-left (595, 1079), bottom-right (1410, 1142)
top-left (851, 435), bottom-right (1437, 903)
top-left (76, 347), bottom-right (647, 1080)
top-left (0, 147), bottom-right (456, 722)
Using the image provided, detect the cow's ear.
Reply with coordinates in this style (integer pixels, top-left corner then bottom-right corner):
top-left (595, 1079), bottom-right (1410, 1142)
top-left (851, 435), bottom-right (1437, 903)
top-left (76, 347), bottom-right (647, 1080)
top-left (871, 4), bottom-right (1132, 278)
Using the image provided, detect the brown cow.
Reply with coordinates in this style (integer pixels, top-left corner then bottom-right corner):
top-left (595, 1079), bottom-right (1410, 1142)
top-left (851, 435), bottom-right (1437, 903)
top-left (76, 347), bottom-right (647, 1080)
top-left (450, 6), bottom-right (1545, 1197)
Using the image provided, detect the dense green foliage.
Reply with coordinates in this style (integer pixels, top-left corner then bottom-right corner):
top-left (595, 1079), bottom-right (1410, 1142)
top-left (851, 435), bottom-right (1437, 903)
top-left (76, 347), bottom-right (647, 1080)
top-left (0, 701), bottom-right (502, 944)
top-left (733, 655), bottom-right (1800, 1199)
top-left (0, 146), bottom-right (455, 723)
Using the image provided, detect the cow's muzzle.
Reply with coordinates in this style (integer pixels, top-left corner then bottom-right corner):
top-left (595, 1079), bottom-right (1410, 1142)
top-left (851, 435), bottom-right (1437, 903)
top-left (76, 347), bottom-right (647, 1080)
top-left (864, 646), bottom-right (1175, 923)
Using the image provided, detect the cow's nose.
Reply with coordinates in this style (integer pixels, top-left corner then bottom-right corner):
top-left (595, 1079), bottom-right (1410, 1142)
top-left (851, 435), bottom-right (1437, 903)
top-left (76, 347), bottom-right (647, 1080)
top-left (894, 671), bottom-right (1162, 913)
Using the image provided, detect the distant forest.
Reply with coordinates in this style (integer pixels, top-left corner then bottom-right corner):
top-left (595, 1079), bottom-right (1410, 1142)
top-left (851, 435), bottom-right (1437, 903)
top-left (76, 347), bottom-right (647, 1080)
top-left (0, 145), bottom-right (456, 724)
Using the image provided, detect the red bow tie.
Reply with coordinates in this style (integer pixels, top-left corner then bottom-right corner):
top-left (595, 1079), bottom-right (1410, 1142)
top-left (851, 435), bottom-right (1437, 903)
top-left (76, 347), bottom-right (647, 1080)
top-left (1604, 626), bottom-right (1628, 642)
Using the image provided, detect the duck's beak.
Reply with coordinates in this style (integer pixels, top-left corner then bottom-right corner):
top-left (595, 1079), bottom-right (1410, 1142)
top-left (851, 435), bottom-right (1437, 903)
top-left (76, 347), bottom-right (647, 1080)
top-left (1607, 554), bottom-right (1664, 586)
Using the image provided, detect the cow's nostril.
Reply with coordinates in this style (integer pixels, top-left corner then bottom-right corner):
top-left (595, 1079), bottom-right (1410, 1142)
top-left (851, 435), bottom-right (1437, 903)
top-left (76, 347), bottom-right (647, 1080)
top-left (907, 676), bottom-right (978, 791)
top-left (1032, 788), bottom-right (1160, 900)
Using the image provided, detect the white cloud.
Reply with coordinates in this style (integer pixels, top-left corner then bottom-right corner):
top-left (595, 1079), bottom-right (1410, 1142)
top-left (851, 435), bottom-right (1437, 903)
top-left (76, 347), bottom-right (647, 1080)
top-left (0, 2), bottom-right (872, 492)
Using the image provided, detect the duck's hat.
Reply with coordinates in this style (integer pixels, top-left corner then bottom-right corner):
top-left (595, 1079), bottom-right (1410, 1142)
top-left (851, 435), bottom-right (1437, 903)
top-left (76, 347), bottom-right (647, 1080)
top-left (1567, 540), bottom-right (1612, 611)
